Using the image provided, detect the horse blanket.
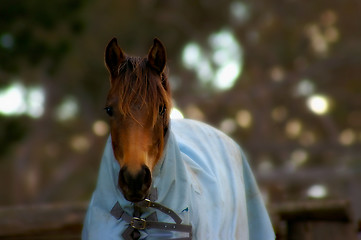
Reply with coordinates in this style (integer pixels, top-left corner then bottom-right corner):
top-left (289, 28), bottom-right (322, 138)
top-left (82, 119), bottom-right (275, 240)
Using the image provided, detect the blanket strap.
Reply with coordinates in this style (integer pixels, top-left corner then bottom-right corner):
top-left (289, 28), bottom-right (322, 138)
top-left (110, 200), bottom-right (192, 240)
top-left (135, 199), bottom-right (182, 224)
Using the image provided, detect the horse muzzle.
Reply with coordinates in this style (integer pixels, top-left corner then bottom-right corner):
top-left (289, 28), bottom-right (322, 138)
top-left (118, 165), bottom-right (152, 202)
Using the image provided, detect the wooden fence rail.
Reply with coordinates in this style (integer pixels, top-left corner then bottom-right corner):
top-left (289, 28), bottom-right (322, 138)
top-left (0, 202), bottom-right (87, 240)
top-left (0, 200), bottom-right (359, 239)
top-left (273, 199), bottom-right (358, 240)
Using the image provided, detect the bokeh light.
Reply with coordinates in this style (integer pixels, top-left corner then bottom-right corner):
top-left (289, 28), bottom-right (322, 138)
top-left (285, 119), bottom-right (302, 138)
top-left (185, 104), bottom-right (205, 121)
top-left (269, 66), bottom-right (285, 82)
top-left (182, 30), bottom-right (243, 90)
top-left (92, 120), bottom-right (109, 137)
top-left (229, 1), bottom-right (250, 24)
top-left (27, 87), bottom-right (45, 118)
top-left (296, 79), bottom-right (315, 96)
top-left (236, 109), bottom-right (252, 128)
top-left (170, 108), bottom-right (184, 119)
top-left (287, 149), bottom-right (309, 171)
top-left (306, 94), bottom-right (330, 115)
top-left (307, 184), bottom-right (328, 198)
top-left (56, 96), bottom-right (79, 121)
top-left (0, 82), bottom-right (26, 116)
top-left (219, 118), bottom-right (237, 134)
top-left (339, 129), bottom-right (356, 146)
top-left (0, 82), bottom-right (45, 118)
top-left (70, 135), bottom-right (90, 152)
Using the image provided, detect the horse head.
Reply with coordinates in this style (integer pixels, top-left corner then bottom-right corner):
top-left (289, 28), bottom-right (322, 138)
top-left (104, 38), bottom-right (171, 202)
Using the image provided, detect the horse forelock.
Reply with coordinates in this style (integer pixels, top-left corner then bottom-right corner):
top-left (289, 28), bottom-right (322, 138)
top-left (111, 56), bottom-right (171, 127)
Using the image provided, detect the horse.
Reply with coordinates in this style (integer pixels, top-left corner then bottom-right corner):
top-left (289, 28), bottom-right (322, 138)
top-left (82, 38), bottom-right (275, 240)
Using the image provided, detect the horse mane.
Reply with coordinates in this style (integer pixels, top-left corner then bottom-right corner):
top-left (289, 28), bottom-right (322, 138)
top-left (111, 56), bottom-right (171, 126)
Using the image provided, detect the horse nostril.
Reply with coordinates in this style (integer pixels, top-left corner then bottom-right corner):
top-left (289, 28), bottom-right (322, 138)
top-left (118, 166), bottom-right (128, 187)
top-left (143, 165), bottom-right (152, 188)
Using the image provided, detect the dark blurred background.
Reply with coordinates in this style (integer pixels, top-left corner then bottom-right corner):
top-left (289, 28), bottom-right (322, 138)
top-left (0, 0), bottom-right (360, 228)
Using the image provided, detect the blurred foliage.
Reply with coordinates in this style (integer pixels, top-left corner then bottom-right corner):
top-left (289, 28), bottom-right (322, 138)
top-left (0, 0), bottom-right (89, 157)
top-left (0, 0), bottom-right (360, 220)
top-left (0, 116), bottom-right (28, 157)
top-left (0, 0), bottom-right (87, 75)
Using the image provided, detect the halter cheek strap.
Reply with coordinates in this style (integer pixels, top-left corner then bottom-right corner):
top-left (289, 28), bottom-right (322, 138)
top-left (110, 190), bottom-right (192, 240)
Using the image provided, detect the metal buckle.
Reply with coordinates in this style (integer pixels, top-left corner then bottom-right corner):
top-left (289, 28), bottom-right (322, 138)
top-left (130, 217), bottom-right (147, 230)
top-left (144, 198), bottom-right (152, 207)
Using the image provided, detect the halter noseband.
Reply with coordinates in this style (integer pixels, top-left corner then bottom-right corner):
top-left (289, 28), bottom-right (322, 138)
top-left (110, 188), bottom-right (192, 240)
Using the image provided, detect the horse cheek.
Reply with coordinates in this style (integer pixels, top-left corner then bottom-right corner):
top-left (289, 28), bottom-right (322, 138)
top-left (110, 127), bottom-right (124, 165)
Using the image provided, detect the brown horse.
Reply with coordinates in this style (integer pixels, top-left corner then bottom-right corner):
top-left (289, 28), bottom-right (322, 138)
top-left (83, 38), bottom-right (275, 239)
top-left (104, 38), bottom-right (171, 202)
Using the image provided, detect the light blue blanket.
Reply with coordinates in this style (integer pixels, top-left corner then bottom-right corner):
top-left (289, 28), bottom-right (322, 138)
top-left (82, 119), bottom-right (275, 239)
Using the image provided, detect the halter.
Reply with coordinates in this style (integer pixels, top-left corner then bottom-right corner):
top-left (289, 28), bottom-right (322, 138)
top-left (110, 188), bottom-right (192, 240)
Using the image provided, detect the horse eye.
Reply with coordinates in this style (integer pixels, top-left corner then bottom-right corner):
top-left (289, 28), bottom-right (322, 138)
top-left (159, 105), bottom-right (166, 116)
top-left (104, 106), bottom-right (114, 116)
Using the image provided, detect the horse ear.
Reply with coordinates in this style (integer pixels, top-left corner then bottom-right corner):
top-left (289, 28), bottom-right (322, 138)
top-left (148, 38), bottom-right (166, 74)
top-left (105, 37), bottom-right (126, 77)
